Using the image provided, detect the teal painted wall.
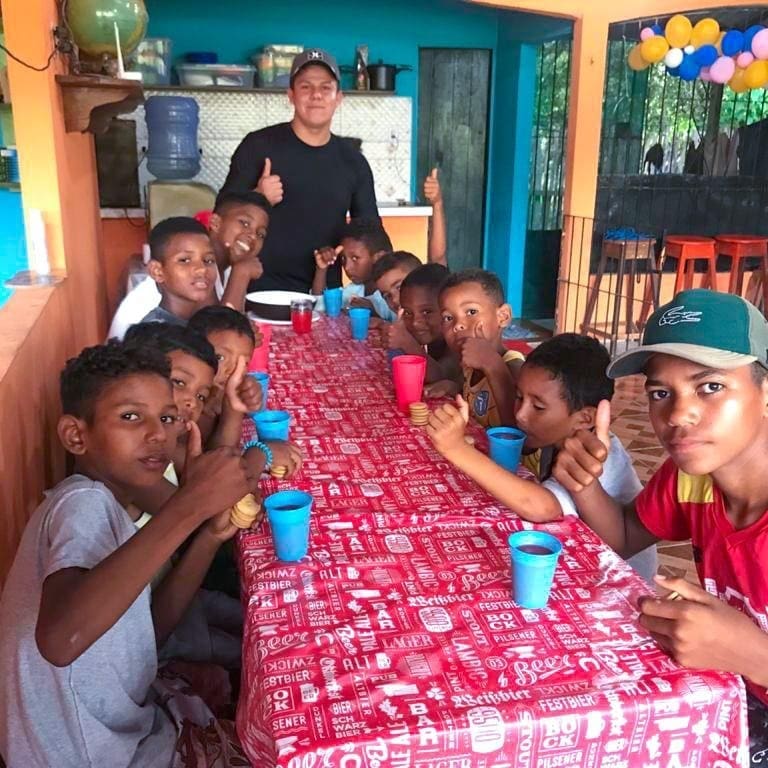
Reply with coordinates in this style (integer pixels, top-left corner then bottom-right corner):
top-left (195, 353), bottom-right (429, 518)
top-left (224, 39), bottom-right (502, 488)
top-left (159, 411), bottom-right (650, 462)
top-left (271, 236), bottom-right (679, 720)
top-left (146, 0), bottom-right (571, 315)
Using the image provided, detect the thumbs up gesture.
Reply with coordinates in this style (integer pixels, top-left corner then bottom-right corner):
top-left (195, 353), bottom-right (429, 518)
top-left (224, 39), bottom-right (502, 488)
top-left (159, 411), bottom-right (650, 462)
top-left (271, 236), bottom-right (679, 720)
top-left (255, 157), bottom-right (284, 206)
top-left (552, 399), bottom-right (612, 494)
top-left (457, 322), bottom-right (498, 372)
top-left (224, 356), bottom-right (263, 414)
top-left (381, 308), bottom-right (420, 352)
top-left (423, 167), bottom-right (442, 205)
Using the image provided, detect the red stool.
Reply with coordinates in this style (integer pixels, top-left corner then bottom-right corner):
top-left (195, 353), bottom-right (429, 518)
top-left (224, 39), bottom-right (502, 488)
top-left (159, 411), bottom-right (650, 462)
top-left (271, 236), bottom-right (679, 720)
top-left (665, 235), bottom-right (718, 293)
top-left (714, 234), bottom-right (768, 311)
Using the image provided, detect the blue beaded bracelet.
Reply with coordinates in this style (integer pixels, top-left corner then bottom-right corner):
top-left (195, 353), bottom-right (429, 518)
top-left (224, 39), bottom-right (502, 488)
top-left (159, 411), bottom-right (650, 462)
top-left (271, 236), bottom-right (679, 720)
top-left (243, 439), bottom-right (273, 470)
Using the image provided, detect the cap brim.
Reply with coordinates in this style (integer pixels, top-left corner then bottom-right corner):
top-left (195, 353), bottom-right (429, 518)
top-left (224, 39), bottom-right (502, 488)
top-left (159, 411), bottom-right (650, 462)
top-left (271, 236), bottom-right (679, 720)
top-left (290, 62), bottom-right (339, 83)
top-left (607, 343), bottom-right (758, 379)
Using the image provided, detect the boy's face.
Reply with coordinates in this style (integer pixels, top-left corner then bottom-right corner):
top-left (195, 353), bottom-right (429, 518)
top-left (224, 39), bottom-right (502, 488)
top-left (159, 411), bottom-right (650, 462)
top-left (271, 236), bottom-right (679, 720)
top-left (341, 237), bottom-right (379, 285)
top-left (207, 328), bottom-right (255, 390)
top-left (400, 285), bottom-right (442, 346)
top-left (644, 354), bottom-right (768, 477)
top-left (149, 233), bottom-right (217, 303)
top-left (60, 373), bottom-right (178, 496)
top-left (376, 264), bottom-right (415, 313)
top-left (168, 349), bottom-right (215, 425)
top-left (514, 364), bottom-right (592, 451)
top-left (439, 282), bottom-right (512, 351)
top-left (210, 204), bottom-right (269, 264)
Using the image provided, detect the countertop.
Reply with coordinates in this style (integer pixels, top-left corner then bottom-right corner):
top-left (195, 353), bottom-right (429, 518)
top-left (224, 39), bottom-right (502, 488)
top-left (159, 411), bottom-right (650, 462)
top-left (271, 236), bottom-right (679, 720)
top-left (101, 204), bottom-right (432, 219)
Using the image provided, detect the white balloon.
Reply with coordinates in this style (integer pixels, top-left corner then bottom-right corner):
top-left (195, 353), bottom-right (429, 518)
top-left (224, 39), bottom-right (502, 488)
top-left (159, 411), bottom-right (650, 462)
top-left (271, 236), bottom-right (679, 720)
top-left (664, 47), bottom-right (684, 68)
top-left (684, 44), bottom-right (695, 54)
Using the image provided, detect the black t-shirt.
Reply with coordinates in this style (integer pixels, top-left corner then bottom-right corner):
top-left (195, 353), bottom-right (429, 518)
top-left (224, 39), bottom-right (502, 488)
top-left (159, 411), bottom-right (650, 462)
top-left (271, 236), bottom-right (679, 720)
top-left (219, 122), bottom-right (379, 292)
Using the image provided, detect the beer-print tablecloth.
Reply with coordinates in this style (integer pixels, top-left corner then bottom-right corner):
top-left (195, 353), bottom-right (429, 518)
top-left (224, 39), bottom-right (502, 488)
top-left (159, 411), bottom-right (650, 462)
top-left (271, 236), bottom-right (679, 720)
top-left (236, 317), bottom-right (748, 768)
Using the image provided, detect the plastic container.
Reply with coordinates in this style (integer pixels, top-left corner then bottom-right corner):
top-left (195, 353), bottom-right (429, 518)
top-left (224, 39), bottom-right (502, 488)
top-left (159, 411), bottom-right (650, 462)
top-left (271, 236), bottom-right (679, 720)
top-left (349, 307), bottom-right (371, 340)
top-left (508, 531), bottom-right (562, 609)
top-left (247, 371), bottom-right (270, 412)
top-left (323, 287), bottom-right (343, 317)
top-left (487, 427), bottom-right (526, 472)
top-left (175, 63), bottom-right (255, 88)
top-left (265, 490), bottom-right (313, 561)
top-left (253, 410), bottom-right (291, 441)
top-left (145, 96), bottom-right (200, 180)
top-left (391, 354), bottom-right (427, 413)
top-left (185, 52), bottom-right (218, 64)
top-left (252, 45), bottom-right (303, 88)
top-left (130, 38), bottom-right (172, 85)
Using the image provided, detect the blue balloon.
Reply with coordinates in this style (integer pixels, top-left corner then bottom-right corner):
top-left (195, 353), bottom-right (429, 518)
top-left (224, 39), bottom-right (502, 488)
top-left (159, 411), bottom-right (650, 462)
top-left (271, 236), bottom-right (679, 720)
top-left (652, 23), bottom-right (663, 36)
top-left (693, 44), bottom-right (718, 67)
top-left (679, 54), bottom-right (700, 81)
top-left (722, 29), bottom-right (745, 56)
top-left (745, 25), bottom-right (764, 51)
top-left (666, 65), bottom-right (681, 77)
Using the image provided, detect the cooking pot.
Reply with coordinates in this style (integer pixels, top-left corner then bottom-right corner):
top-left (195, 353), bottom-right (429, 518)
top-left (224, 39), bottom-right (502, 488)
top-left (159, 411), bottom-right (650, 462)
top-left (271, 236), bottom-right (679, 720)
top-left (366, 60), bottom-right (412, 92)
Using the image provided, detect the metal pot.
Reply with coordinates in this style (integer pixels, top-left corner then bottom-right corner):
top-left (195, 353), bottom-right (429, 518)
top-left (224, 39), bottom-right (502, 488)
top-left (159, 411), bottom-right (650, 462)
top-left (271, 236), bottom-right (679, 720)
top-left (366, 60), bottom-right (412, 92)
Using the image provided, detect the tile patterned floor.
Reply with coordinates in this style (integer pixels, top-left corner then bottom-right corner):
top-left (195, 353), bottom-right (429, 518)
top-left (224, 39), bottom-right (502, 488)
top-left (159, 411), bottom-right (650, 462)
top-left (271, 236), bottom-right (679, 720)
top-left (612, 376), bottom-right (698, 585)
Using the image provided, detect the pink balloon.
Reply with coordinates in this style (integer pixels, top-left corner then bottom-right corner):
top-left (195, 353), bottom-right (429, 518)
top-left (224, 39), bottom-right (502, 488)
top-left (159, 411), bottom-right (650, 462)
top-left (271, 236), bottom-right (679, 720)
top-left (640, 27), bottom-right (655, 41)
top-left (700, 66), bottom-right (712, 82)
top-left (710, 55), bottom-right (736, 84)
top-left (752, 28), bottom-right (768, 60)
top-left (737, 52), bottom-right (755, 68)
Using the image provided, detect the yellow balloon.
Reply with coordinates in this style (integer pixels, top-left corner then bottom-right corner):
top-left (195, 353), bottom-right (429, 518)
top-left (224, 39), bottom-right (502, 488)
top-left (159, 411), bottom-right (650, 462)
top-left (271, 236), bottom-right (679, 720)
top-left (628, 44), bottom-right (650, 71)
top-left (691, 18), bottom-right (720, 48)
top-left (729, 67), bottom-right (749, 93)
top-left (665, 14), bottom-right (693, 48)
top-left (745, 60), bottom-right (768, 89)
top-left (716, 31), bottom-right (726, 55)
top-left (641, 36), bottom-right (670, 64)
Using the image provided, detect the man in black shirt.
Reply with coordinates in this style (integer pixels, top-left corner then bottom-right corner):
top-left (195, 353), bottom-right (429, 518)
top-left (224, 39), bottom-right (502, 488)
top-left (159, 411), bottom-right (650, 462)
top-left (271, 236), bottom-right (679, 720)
top-left (218, 49), bottom-right (379, 293)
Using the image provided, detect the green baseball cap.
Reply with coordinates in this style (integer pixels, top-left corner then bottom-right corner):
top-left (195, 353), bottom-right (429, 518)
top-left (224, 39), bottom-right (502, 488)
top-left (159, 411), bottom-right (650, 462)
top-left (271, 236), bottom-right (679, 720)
top-left (607, 289), bottom-right (768, 378)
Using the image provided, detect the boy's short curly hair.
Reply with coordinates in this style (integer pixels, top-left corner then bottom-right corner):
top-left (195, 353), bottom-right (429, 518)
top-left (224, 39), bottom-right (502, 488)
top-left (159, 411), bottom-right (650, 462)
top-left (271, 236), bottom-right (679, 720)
top-left (340, 218), bottom-right (393, 255)
top-left (370, 251), bottom-right (422, 284)
top-left (149, 216), bottom-right (210, 263)
top-left (525, 333), bottom-right (614, 412)
top-left (123, 322), bottom-right (218, 375)
top-left (188, 306), bottom-right (256, 345)
top-left (400, 263), bottom-right (449, 294)
top-left (438, 268), bottom-right (505, 305)
top-left (60, 340), bottom-right (170, 421)
top-left (213, 191), bottom-right (271, 217)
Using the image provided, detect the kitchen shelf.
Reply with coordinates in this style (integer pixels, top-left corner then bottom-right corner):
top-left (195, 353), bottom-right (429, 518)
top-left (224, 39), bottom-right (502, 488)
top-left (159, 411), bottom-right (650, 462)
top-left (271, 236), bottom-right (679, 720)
top-left (148, 85), bottom-right (396, 96)
top-left (56, 75), bottom-right (145, 134)
top-left (0, 181), bottom-right (20, 190)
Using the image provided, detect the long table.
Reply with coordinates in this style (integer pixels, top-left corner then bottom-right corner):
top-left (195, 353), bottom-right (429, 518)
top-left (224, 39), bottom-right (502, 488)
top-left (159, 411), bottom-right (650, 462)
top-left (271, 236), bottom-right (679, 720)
top-left (236, 317), bottom-right (748, 768)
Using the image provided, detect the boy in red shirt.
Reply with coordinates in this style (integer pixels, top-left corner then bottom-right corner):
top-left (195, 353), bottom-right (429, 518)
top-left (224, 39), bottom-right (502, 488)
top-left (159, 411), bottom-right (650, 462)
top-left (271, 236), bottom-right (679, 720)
top-left (552, 289), bottom-right (768, 759)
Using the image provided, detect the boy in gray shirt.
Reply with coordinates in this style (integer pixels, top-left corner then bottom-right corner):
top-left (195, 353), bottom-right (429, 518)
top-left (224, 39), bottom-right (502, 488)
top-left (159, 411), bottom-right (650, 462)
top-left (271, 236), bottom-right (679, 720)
top-left (0, 341), bottom-right (261, 766)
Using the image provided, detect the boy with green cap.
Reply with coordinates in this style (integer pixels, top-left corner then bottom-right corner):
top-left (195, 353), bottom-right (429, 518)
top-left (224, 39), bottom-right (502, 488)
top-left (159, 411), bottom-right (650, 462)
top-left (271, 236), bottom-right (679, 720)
top-left (552, 289), bottom-right (768, 759)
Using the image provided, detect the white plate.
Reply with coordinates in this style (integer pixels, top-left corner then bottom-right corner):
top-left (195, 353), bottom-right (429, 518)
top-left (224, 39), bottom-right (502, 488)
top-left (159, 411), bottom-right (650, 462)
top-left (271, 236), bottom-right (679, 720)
top-left (245, 290), bottom-right (318, 306)
top-left (249, 311), bottom-right (321, 326)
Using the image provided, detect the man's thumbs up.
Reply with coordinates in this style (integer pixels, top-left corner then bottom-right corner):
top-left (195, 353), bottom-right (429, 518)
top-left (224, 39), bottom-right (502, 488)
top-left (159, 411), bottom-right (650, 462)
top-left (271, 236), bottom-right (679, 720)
top-left (255, 157), bottom-right (284, 206)
top-left (430, 167), bottom-right (439, 180)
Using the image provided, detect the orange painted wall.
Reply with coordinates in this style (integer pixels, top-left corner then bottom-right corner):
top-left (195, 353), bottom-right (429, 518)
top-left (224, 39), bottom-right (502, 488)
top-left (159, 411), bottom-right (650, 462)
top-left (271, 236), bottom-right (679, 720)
top-left (0, 0), bottom-right (107, 583)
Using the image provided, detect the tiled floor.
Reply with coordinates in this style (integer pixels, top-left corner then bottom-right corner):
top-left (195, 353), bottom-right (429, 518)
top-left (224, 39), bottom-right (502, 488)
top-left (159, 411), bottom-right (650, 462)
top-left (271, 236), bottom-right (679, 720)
top-left (612, 376), bottom-right (698, 584)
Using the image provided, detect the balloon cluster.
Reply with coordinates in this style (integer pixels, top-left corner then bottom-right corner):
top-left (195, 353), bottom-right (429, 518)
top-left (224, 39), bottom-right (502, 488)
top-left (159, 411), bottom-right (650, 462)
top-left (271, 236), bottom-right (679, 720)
top-left (627, 15), bottom-right (768, 92)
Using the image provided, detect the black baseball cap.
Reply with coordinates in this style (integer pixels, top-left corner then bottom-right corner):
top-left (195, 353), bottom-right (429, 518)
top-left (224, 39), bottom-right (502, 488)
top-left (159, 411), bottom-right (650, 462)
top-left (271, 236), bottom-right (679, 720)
top-left (289, 48), bottom-right (340, 84)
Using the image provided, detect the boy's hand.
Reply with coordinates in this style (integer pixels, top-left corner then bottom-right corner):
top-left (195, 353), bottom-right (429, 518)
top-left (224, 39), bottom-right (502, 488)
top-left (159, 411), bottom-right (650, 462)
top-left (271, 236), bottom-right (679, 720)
top-left (639, 576), bottom-right (768, 681)
top-left (457, 323), bottom-right (500, 372)
top-left (426, 395), bottom-right (470, 458)
top-left (423, 167), bottom-right (442, 205)
top-left (180, 422), bottom-right (257, 518)
top-left (424, 379), bottom-right (460, 399)
top-left (232, 256), bottom-right (264, 281)
top-left (314, 245), bottom-right (342, 272)
top-left (224, 357), bottom-right (262, 414)
top-left (381, 311), bottom-right (418, 350)
top-left (552, 399), bottom-right (611, 493)
top-left (265, 441), bottom-right (303, 478)
top-left (256, 157), bottom-right (283, 205)
top-left (349, 296), bottom-right (375, 311)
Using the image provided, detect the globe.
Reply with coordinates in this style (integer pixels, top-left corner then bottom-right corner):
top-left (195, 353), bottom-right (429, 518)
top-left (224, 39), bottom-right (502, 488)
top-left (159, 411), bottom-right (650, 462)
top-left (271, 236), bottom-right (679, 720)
top-left (66, 0), bottom-right (148, 59)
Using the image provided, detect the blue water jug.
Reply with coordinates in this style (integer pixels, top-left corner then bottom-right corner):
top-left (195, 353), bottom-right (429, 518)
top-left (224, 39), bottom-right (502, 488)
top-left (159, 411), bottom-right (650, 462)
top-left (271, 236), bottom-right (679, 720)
top-left (145, 96), bottom-right (200, 180)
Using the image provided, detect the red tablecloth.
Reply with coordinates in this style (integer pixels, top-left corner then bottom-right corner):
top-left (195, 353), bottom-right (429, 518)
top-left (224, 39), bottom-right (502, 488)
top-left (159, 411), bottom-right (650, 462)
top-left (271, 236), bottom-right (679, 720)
top-left (237, 317), bottom-right (748, 768)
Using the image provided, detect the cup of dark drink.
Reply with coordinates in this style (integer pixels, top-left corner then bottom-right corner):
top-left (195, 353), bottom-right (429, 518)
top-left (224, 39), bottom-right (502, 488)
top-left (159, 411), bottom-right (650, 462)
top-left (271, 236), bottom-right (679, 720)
top-left (290, 299), bottom-right (313, 334)
top-left (264, 490), bottom-right (313, 561)
top-left (508, 530), bottom-right (562, 609)
top-left (487, 427), bottom-right (526, 472)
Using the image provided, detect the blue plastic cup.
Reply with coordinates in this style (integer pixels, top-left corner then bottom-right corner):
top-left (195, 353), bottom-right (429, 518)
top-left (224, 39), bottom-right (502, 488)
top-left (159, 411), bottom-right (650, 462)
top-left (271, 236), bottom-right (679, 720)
top-left (487, 427), bottom-right (526, 472)
top-left (508, 531), bottom-right (562, 609)
top-left (349, 307), bottom-right (371, 340)
top-left (247, 371), bottom-right (269, 412)
top-left (265, 490), bottom-right (313, 561)
top-left (252, 410), bottom-right (291, 441)
top-left (323, 287), bottom-right (343, 317)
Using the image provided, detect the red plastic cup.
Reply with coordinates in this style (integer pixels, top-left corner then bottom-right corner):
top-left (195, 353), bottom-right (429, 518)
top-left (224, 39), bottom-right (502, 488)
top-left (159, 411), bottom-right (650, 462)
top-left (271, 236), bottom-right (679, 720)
top-left (248, 321), bottom-right (272, 372)
top-left (291, 299), bottom-right (313, 334)
top-left (391, 355), bottom-right (427, 413)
